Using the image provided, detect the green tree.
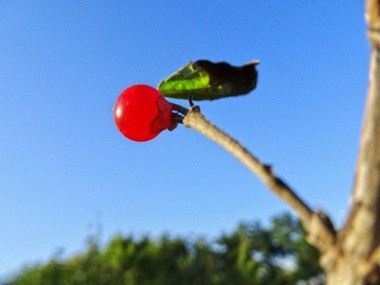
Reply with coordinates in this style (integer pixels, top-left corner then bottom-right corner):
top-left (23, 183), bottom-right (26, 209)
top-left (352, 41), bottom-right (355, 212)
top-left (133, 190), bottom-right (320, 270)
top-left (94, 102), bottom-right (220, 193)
top-left (4, 212), bottom-right (320, 285)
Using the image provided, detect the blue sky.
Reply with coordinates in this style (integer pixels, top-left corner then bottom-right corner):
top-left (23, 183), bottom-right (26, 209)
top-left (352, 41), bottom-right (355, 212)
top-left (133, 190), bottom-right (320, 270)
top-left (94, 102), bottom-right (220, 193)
top-left (0, 1), bottom-right (368, 278)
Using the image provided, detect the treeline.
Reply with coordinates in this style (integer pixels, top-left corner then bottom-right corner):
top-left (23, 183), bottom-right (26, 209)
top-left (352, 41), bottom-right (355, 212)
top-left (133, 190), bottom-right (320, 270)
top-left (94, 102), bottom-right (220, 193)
top-left (3, 213), bottom-right (321, 285)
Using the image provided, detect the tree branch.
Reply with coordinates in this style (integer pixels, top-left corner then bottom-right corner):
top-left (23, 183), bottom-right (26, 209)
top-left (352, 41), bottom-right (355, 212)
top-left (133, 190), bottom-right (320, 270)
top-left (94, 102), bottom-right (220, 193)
top-left (340, 0), bottom-right (380, 264)
top-left (182, 106), bottom-right (335, 251)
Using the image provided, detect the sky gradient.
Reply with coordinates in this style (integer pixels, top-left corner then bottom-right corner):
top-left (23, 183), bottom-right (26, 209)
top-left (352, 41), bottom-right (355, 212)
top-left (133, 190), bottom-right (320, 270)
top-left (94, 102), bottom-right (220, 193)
top-left (0, 1), bottom-right (368, 278)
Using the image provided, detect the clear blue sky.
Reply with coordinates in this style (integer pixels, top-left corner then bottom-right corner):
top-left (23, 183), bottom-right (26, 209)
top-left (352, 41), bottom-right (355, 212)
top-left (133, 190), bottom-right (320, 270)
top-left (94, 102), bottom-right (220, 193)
top-left (0, 1), bottom-right (368, 278)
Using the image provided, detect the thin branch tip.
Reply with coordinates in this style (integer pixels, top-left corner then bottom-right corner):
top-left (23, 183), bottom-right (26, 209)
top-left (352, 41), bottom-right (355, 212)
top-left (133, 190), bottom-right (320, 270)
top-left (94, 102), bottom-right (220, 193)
top-left (182, 106), bottom-right (335, 248)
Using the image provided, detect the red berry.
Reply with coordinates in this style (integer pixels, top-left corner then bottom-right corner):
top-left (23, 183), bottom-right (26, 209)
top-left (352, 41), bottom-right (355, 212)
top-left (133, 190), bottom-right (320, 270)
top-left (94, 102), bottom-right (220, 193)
top-left (113, 84), bottom-right (176, 142)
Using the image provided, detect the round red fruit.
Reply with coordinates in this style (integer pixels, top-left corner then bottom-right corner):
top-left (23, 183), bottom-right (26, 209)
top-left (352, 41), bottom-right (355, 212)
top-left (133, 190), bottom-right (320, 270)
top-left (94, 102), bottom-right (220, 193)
top-left (113, 84), bottom-right (175, 142)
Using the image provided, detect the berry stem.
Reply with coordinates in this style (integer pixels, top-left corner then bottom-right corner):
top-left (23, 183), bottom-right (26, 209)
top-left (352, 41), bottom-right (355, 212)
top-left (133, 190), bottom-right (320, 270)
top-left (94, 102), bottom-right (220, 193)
top-left (170, 103), bottom-right (189, 116)
top-left (170, 102), bottom-right (189, 124)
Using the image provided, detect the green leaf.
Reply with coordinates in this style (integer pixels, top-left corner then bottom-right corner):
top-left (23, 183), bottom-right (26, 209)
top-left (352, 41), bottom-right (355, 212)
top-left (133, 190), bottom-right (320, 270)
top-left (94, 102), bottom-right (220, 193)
top-left (158, 59), bottom-right (259, 101)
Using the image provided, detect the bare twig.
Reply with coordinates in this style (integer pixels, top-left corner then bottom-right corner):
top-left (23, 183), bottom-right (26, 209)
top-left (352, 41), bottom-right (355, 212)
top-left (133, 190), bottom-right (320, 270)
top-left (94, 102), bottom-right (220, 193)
top-left (182, 106), bottom-right (335, 251)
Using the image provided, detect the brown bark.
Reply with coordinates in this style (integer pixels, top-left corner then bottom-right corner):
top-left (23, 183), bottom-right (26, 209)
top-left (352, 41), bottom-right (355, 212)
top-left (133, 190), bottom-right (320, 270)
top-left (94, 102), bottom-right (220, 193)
top-left (321, 1), bottom-right (380, 284)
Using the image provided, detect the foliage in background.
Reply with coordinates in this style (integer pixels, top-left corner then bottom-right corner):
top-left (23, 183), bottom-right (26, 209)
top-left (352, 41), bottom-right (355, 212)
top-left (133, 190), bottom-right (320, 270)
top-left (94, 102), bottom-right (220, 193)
top-left (3, 213), bottom-right (321, 285)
